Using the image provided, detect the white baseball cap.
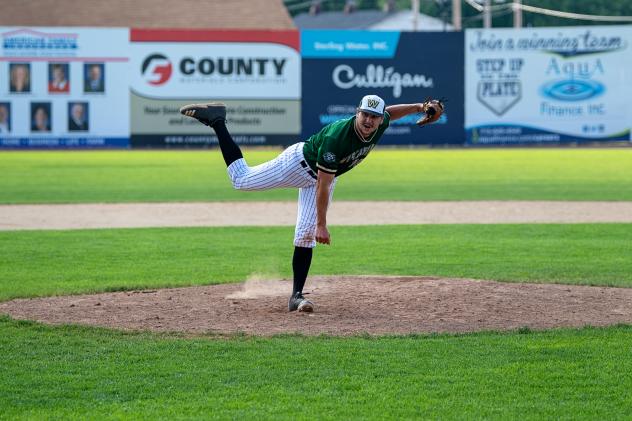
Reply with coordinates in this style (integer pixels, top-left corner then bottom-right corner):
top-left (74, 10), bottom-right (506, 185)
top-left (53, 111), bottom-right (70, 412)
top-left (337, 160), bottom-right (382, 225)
top-left (358, 94), bottom-right (385, 116)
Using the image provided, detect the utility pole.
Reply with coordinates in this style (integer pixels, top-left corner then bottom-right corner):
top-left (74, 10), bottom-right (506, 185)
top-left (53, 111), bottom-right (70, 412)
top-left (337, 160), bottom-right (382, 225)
top-left (452, 0), bottom-right (462, 30)
top-left (513, 0), bottom-right (523, 28)
top-left (412, 0), bottom-right (420, 31)
top-left (483, 0), bottom-right (491, 28)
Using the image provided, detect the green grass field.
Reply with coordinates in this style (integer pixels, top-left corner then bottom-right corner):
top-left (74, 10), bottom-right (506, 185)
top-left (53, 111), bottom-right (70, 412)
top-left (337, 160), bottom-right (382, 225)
top-left (2, 148), bottom-right (632, 419)
top-left (1, 148), bottom-right (631, 203)
top-left (1, 224), bottom-right (631, 301)
top-left (2, 318), bottom-right (632, 420)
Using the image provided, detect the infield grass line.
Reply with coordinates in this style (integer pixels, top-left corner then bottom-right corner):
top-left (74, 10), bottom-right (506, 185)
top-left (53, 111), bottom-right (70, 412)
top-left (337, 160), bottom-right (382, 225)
top-left (1, 149), bottom-right (631, 203)
top-left (2, 317), bottom-right (632, 420)
top-left (1, 223), bottom-right (631, 300)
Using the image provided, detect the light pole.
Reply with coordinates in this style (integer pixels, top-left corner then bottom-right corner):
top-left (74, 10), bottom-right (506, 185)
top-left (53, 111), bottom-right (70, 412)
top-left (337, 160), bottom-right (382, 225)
top-left (452, 0), bottom-right (462, 30)
top-left (513, 0), bottom-right (523, 27)
top-left (483, 0), bottom-right (491, 28)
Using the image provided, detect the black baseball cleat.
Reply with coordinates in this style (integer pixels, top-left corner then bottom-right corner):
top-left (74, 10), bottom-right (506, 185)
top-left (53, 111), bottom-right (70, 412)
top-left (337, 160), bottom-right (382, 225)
top-left (288, 291), bottom-right (314, 313)
top-left (179, 102), bottom-right (226, 126)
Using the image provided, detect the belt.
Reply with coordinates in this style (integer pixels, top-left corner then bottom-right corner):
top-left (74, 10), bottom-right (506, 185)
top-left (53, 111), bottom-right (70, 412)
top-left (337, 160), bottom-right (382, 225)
top-left (300, 160), bottom-right (317, 180)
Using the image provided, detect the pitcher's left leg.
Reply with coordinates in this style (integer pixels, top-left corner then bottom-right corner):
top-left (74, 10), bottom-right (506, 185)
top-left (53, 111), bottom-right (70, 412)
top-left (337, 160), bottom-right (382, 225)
top-left (289, 179), bottom-right (337, 312)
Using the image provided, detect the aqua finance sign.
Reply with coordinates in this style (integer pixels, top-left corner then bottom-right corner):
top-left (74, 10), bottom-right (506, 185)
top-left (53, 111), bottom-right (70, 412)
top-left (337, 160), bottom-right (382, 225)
top-left (466, 26), bottom-right (632, 144)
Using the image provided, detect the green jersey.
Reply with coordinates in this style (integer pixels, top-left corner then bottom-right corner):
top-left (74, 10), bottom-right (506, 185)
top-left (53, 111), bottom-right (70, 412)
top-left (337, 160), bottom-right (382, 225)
top-left (302, 112), bottom-right (391, 177)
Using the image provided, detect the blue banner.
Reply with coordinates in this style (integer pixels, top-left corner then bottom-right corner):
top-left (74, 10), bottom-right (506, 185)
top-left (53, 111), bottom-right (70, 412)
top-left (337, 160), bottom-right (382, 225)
top-left (301, 30), bottom-right (400, 58)
top-left (301, 31), bottom-right (464, 145)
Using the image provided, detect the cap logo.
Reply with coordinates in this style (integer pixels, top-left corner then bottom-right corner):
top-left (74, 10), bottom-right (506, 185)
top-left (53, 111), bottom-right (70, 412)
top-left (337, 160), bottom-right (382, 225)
top-left (367, 99), bottom-right (379, 109)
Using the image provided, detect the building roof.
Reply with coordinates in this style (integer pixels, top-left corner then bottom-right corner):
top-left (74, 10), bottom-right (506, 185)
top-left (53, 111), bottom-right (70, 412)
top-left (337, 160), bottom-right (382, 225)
top-left (369, 10), bottom-right (453, 31)
top-left (294, 10), bottom-right (389, 30)
top-left (0, 0), bottom-right (295, 29)
top-left (294, 9), bottom-right (452, 31)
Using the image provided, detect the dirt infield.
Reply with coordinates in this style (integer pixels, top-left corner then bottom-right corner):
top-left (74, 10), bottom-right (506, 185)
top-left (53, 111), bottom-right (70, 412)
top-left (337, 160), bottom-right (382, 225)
top-left (2, 201), bottom-right (632, 230)
top-left (3, 201), bottom-right (631, 336)
top-left (2, 276), bottom-right (632, 336)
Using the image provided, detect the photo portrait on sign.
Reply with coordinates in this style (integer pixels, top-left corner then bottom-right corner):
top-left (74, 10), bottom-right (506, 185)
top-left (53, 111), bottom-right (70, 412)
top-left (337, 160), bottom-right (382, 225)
top-left (84, 63), bottom-right (105, 93)
top-left (0, 27), bottom-right (130, 149)
top-left (68, 102), bottom-right (89, 132)
top-left (31, 102), bottom-right (52, 132)
top-left (48, 63), bottom-right (70, 93)
top-left (0, 103), bottom-right (10, 133)
top-left (9, 63), bottom-right (31, 93)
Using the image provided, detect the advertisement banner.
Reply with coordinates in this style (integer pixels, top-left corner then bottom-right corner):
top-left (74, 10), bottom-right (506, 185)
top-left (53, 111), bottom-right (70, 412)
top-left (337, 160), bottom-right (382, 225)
top-left (465, 26), bottom-right (632, 144)
top-left (0, 27), bottom-right (130, 148)
top-left (301, 30), bottom-right (464, 145)
top-left (130, 29), bottom-right (301, 147)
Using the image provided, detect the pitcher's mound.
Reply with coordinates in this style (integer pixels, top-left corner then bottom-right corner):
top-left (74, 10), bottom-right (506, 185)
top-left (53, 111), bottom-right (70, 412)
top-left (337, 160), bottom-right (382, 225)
top-left (2, 276), bottom-right (632, 336)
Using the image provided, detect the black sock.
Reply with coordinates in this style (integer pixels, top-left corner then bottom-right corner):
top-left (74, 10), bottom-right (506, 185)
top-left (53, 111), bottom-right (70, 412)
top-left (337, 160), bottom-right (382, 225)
top-left (211, 120), bottom-right (243, 167)
top-left (292, 246), bottom-right (313, 295)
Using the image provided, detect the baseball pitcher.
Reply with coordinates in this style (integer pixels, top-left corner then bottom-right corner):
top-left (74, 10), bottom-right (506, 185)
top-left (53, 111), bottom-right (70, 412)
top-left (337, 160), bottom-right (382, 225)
top-left (180, 95), bottom-right (444, 312)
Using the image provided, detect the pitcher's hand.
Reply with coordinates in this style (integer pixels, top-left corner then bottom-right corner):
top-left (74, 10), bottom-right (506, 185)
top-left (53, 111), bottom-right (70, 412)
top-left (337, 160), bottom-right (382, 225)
top-left (316, 225), bottom-right (331, 245)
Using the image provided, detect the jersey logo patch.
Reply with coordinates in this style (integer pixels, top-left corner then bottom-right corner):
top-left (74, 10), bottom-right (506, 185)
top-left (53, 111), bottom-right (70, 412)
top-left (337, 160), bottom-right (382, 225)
top-left (323, 152), bottom-right (337, 163)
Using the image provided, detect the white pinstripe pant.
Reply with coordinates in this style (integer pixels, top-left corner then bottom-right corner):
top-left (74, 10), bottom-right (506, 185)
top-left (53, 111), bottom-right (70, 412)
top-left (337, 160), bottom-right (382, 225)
top-left (226, 142), bottom-right (337, 248)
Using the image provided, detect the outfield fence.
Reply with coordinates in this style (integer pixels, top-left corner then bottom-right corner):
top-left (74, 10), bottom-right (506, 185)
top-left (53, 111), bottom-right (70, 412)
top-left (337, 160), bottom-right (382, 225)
top-left (1, 26), bottom-right (630, 148)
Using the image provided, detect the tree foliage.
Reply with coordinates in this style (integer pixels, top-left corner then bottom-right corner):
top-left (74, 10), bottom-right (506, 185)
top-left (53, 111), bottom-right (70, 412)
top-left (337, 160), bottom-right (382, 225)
top-left (285, 0), bottom-right (632, 28)
top-left (461, 0), bottom-right (632, 28)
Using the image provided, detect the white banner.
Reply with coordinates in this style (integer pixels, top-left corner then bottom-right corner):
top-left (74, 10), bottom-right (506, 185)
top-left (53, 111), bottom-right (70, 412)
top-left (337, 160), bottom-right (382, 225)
top-left (0, 27), bottom-right (130, 148)
top-left (129, 30), bottom-right (301, 146)
top-left (131, 42), bottom-right (300, 99)
top-left (465, 26), bottom-right (632, 144)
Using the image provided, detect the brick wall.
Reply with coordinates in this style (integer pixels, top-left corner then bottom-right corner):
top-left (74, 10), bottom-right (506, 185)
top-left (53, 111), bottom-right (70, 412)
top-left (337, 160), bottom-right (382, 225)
top-left (0, 0), bottom-right (295, 29)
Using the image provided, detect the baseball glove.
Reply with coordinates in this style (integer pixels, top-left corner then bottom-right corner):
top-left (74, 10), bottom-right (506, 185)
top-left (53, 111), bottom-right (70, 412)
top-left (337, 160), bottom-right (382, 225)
top-left (416, 99), bottom-right (445, 127)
